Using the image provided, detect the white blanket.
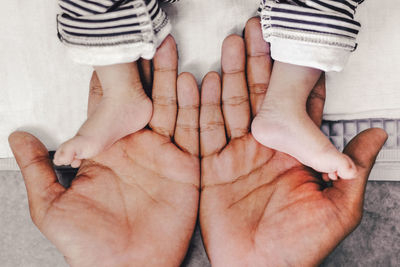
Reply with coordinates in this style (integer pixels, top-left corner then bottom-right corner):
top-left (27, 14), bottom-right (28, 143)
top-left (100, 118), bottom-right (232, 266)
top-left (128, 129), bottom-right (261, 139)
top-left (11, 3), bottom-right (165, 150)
top-left (1, 0), bottom-right (399, 160)
top-left (1, 1), bottom-right (91, 159)
top-left (324, 0), bottom-right (400, 120)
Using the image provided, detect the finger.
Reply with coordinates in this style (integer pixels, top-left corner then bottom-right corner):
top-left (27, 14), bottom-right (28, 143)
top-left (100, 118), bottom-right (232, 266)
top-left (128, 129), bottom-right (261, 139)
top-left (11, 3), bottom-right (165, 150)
top-left (175, 72), bottom-right (200, 156)
top-left (306, 73), bottom-right (326, 127)
top-left (221, 35), bottom-right (251, 139)
top-left (244, 17), bottom-right (272, 117)
top-left (8, 132), bottom-right (66, 226)
top-left (149, 35), bottom-right (178, 138)
top-left (327, 128), bottom-right (387, 217)
top-left (200, 72), bottom-right (227, 157)
top-left (88, 71), bottom-right (103, 117)
top-left (139, 58), bottom-right (153, 97)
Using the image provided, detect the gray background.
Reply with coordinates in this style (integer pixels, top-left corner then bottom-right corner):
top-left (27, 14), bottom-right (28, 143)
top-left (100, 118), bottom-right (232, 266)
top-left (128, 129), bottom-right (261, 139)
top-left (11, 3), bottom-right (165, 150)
top-left (1, 171), bottom-right (399, 266)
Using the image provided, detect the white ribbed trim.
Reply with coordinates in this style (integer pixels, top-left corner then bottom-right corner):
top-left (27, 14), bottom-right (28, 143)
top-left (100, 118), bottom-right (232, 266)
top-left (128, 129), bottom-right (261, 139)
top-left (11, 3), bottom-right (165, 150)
top-left (0, 158), bottom-right (19, 171)
top-left (369, 162), bottom-right (400, 181)
top-left (269, 36), bottom-right (351, 71)
top-left (154, 20), bottom-right (172, 47)
top-left (66, 20), bottom-right (171, 65)
top-left (67, 41), bottom-right (156, 65)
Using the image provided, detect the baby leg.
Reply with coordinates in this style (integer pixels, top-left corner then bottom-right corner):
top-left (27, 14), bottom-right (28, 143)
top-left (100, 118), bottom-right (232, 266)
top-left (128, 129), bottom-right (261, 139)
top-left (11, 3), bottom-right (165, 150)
top-left (53, 62), bottom-right (152, 167)
top-left (251, 61), bottom-right (356, 179)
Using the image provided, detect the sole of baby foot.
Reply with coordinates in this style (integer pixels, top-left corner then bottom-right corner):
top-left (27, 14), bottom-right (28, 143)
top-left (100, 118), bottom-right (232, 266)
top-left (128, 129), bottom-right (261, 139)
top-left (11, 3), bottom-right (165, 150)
top-left (53, 95), bottom-right (152, 167)
top-left (251, 110), bottom-right (357, 180)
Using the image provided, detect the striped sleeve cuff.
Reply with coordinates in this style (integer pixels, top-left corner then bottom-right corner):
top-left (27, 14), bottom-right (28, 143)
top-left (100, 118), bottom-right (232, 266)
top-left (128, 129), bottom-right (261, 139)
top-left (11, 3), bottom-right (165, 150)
top-left (57, 0), bottom-right (173, 65)
top-left (258, 0), bottom-right (363, 71)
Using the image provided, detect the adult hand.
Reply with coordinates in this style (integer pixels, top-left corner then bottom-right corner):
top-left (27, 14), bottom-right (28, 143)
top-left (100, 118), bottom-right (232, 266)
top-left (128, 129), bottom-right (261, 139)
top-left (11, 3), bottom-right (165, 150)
top-left (199, 18), bottom-right (387, 266)
top-left (9, 36), bottom-right (200, 267)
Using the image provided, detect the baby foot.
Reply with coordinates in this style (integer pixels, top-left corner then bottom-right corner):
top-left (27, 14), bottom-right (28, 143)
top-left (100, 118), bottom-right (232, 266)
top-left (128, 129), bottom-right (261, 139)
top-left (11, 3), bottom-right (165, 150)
top-left (251, 108), bottom-right (356, 179)
top-left (54, 94), bottom-right (152, 167)
top-left (54, 87), bottom-right (152, 168)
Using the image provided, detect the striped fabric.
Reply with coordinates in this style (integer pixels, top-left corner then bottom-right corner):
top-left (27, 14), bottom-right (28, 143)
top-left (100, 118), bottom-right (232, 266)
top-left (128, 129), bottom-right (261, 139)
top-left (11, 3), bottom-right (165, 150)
top-left (57, 0), bottom-right (178, 64)
top-left (259, 0), bottom-right (363, 53)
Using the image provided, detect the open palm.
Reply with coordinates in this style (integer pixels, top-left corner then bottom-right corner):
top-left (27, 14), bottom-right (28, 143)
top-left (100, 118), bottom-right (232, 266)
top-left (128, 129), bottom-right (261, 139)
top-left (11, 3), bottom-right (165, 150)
top-left (199, 18), bottom-right (387, 267)
top-left (9, 37), bottom-right (200, 267)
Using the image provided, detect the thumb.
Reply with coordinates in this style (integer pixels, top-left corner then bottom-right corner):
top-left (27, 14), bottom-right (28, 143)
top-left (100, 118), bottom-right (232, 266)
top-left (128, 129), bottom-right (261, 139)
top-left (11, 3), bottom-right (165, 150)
top-left (8, 131), bottom-right (65, 226)
top-left (327, 128), bottom-right (387, 220)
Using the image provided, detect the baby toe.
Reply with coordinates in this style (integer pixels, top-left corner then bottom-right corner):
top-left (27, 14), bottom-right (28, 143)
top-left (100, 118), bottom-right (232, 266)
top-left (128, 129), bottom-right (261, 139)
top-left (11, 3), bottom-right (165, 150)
top-left (70, 159), bottom-right (82, 168)
top-left (54, 146), bottom-right (75, 166)
top-left (337, 154), bottom-right (357, 179)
